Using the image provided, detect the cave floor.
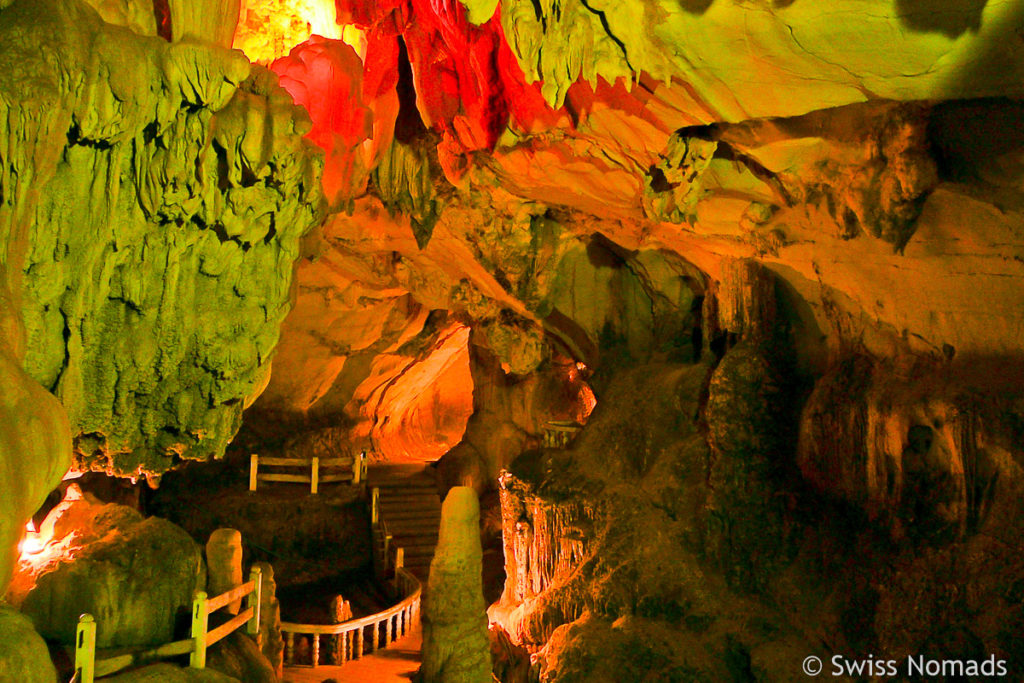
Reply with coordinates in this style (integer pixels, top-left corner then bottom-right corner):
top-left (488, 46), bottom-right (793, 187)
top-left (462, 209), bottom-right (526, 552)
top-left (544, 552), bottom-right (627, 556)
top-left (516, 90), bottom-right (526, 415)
top-left (282, 623), bottom-right (423, 683)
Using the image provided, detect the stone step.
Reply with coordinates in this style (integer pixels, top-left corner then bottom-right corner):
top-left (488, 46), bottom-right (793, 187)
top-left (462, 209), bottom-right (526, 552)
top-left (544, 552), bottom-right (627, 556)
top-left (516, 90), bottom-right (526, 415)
top-left (390, 538), bottom-right (437, 551)
top-left (378, 499), bottom-right (438, 509)
top-left (380, 498), bottom-right (439, 506)
top-left (388, 531), bottom-right (439, 542)
top-left (379, 504), bottom-right (441, 516)
top-left (381, 514), bottom-right (441, 526)
top-left (385, 528), bottom-right (440, 536)
top-left (371, 478), bottom-right (438, 489)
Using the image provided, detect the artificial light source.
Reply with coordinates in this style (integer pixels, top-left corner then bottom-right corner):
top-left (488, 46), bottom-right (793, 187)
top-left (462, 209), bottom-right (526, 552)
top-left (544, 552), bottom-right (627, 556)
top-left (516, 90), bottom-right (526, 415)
top-left (19, 521), bottom-right (46, 556)
top-left (234, 0), bottom-right (365, 64)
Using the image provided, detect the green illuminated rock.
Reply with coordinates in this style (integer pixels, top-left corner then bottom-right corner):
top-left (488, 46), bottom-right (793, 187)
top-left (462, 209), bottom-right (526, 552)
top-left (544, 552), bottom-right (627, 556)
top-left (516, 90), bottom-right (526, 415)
top-left (500, 0), bottom-right (1024, 119)
top-left (1, 0), bottom-right (324, 476)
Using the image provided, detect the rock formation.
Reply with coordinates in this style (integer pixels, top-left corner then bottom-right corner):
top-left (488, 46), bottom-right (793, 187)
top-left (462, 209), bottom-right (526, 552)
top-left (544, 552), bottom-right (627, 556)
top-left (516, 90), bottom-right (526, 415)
top-left (0, 607), bottom-right (58, 683)
top-left (206, 528), bottom-right (245, 615)
top-left (11, 498), bottom-right (203, 648)
top-left (1, 0), bottom-right (1024, 680)
top-left (0, 0), bottom-right (324, 479)
top-left (421, 487), bottom-right (492, 683)
top-left (253, 561), bottom-right (284, 678)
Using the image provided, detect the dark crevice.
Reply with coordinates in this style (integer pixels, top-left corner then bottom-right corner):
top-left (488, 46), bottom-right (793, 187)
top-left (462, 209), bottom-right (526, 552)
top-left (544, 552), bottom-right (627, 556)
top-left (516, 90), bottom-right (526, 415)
top-left (394, 38), bottom-right (428, 145)
top-left (191, 214), bottom-right (252, 252)
top-left (153, 0), bottom-right (173, 42)
top-left (263, 214), bottom-right (277, 245)
top-left (213, 141), bottom-right (230, 191)
top-left (528, 0), bottom-right (547, 30)
top-left (578, 0), bottom-right (633, 73)
top-left (240, 160), bottom-right (258, 188)
top-left (66, 122), bottom-right (112, 150)
top-left (142, 121), bottom-right (160, 145)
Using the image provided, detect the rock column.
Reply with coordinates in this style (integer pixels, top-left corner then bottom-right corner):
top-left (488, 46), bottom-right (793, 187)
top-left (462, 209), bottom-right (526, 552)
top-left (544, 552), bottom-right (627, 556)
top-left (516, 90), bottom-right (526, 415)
top-left (206, 528), bottom-right (243, 614)
top-left (253, 561), bottom-right (283, 678)
top-left (421, 486), bottom-right (492, 683)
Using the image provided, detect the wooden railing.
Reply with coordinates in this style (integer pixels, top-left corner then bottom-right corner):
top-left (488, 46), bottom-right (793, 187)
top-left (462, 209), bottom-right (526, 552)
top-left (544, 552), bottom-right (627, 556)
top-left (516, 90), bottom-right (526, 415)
top-left (280, 566), bottom-right (421, 668)
top-left (74, 567), bottom-right (263, 682)
top-left (542, 420), bottom-right (582, 448)
top-left (280, 486), bottom-right (422, 669)
top-left (249, 451), bottom-right (367, 494)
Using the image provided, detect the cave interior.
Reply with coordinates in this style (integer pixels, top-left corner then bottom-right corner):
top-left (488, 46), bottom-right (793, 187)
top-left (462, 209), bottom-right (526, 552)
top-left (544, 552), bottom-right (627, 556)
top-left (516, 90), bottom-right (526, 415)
top-left (2, 0), bottom-right (1024, 682)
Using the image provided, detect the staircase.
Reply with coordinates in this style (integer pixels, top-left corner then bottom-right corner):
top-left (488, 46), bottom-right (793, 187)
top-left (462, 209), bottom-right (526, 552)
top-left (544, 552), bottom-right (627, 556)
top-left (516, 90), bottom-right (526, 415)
top-left (368, 464), bottom-right (441, 585)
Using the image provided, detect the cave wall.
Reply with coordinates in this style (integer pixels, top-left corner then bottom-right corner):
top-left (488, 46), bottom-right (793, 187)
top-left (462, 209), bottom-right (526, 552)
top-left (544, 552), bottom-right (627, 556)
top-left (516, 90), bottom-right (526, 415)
top-left (0, 0), bottom-right (324, 478)
top-left (2, 0), bottom-right (1024, 678)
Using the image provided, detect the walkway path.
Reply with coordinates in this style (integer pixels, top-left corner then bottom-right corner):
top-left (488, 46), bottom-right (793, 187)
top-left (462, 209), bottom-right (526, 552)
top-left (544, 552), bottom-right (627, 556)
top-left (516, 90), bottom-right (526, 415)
top-left (369, 464), bottom-right (442, 584)
top-left (283, 463), bottom-right (440, 683)
top-left (282, 625), bottom-right (422, 683)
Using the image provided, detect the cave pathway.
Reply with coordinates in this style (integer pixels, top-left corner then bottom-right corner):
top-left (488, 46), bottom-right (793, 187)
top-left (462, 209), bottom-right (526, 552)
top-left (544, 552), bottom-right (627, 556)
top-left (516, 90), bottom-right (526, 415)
top-left (369, 463), bottom-right (442, 584)
top-left (282, 464), bottom-right (440, 682)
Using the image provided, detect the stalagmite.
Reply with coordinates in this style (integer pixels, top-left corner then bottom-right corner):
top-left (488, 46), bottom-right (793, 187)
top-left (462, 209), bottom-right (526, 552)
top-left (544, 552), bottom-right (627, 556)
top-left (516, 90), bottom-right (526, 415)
top-left (253, 561), bottom-right (284, 678)
top-left (421, 487), bottom-right (492, 683)
top-left (205, 529), bottom-right (244, 615)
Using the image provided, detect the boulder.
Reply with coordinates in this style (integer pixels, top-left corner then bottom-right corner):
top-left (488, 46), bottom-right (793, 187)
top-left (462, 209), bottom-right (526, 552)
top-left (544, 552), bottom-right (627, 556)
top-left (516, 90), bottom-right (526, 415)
top-left (0, 606), bottom-right (57, 683)
top-left (207, 629), bottom-right (277, 683)
top-left (103, 663), bottom-right (238, 683)
top-left (18, 502), bottom-right (203, 648)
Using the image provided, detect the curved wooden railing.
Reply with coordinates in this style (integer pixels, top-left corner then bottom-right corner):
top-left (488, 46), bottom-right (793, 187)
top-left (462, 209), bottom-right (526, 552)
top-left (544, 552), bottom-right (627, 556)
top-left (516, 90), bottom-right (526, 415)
top-left (280, 566), bottom-right (421, 668)
top-left (543, 420), bottom-right (582, 448)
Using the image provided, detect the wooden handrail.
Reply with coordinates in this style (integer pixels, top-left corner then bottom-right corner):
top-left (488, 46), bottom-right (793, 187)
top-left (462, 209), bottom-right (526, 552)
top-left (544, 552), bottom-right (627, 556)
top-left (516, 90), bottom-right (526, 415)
top-left (205, 579), bottom-right (256, 614)
top-left (75, 566), bottom-right (263, 682)
top-left (249, 453), bottom-right (364, 494)
top-left (206, 607), bottom-right (255, 647)
top-left (281, 566), bottom-right (421, 668)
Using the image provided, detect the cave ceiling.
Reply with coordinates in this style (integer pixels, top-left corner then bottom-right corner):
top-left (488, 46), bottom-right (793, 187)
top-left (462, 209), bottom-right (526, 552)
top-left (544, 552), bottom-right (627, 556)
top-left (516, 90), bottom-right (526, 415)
top-left (2, 0), bottom-right (1024, 477)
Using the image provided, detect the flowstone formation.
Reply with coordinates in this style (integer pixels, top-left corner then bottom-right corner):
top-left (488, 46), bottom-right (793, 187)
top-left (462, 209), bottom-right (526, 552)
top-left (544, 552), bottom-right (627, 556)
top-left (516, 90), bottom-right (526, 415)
top-left (422, 487), bottom-right (492, 683)
top-left (3, 0), bottom-right (1024, 679)
top-left (0, 0), bottom-right (325, 477)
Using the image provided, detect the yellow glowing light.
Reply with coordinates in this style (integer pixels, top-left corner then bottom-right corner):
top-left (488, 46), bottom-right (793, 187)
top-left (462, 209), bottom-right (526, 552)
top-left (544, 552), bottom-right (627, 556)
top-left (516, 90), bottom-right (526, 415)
top-left (234, 0), bottom-right (365, 64)
top-left (18, 521), bottom-right (47, 556)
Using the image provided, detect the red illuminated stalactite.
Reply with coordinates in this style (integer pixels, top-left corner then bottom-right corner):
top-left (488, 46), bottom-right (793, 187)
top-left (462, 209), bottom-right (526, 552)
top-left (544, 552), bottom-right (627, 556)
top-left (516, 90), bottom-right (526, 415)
top-left (153, 0), bottom-right (173, 41)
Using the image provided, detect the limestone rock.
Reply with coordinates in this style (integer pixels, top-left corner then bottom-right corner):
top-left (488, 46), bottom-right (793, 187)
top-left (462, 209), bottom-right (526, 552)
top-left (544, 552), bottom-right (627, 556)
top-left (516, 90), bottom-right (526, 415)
top-left (0, 607), bottom-right (57, 683)
top-left (103, 663), bottom-right (239, 683)
top-left (0, 307), bottom-right (71, 591)
top-left (17, 501), bottom-right (203, 648)
top-left (421, 487), bottom-right (492, 683)
top-left (0, 0), bottom-right (324, 477)
top-left (252, 561), bottom-right (284, 679)
top-left (206, 529), bottom-right (244, 615)
top-left (206, 629), bottom-right (277, 683)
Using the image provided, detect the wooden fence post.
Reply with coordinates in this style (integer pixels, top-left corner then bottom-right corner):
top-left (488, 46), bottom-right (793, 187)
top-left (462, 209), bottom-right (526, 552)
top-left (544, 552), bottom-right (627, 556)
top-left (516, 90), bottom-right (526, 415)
top-left (247, 566), bottom-right (262, 635)
top-left (249, 454), bottom-right (258, 492)
top-left (75, 613), bottom-right (96, 683)
top-left (190, 591), bottom-right (209, 668)
top-left (371, 487), bottom-right (379, 525)
top-left (312, 634), bottom-right (320, 667)
top-left (352, 451), bottom-right (363, 485)
top-left (310, 457), bottom-right (320, 494)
